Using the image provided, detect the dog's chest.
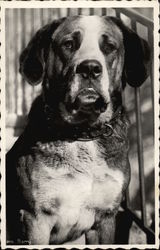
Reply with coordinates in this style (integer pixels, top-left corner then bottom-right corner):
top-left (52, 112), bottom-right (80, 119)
top-left (28, 140), bottom-right (124, 242)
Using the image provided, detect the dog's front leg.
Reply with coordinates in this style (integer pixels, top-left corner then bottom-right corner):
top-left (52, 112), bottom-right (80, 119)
top-left (85, 229), bottom-right (99, 244)
top-left (86, 215), bottom-right (115, 244)
top-left (97, 215), bottom-right (116, 244)
top-left (85, 215), bottom-right (116, 244)
top-left (22, 210), bottom-right (52, 245)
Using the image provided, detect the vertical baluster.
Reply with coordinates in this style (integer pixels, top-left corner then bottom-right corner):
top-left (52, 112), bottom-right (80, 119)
top-left (57, 8), bottom-right (61, 18)
top-left (30, 8), bottom-right (35, 102)
top-left (78, 8), bottom-right (82, 15)
top-left (148, 27), bottom-right (154, 125)
top-left (13, 9), bottom-right (18, 114)
top-left (40, 8), bottom-right (44, 26)
top-left (147, 24), bottom-right (154, 245)
top-left (17, 9), bottom-right (22, 115)
top-left (49, 8), bottom-right (53, 22)
top-left (131, 20), bottom-right (147, 227)
top-left (102, 8), bottom-right (107, 16)
top-left (115, 9), bottom-right (121, 19)
top-left (5, 9), bottom-right (10, 113)
top-left (90, 8), bottom-right (94, 16)
top-left (67, 8), bottom-right (71, 16)
top-left (134, 87), bottom-right (147, 227)
top-left (8, 9), bottom-right (15, 114)
top-left (20, 9), bottom-right (27, 115)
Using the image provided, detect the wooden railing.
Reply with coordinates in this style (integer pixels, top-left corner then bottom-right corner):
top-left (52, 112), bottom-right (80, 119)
top-left (114, 8), bottom-right (154, 244)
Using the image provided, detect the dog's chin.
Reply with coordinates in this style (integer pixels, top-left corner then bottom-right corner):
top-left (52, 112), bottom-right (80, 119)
top-left (59, 102), bottom-right (112, 126)
top-left (58, 88), bottom-right (110, 125)
top-left (59, 102), bottom-right (96, 125)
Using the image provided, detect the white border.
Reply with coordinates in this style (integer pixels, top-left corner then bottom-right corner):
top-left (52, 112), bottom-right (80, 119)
top-left (0, 1), bottom-right (159, 249)
top-left (153, 1), bottom-right (159, 249)
top-left (1, 3), bottom-right (6, 250)
top-left (0, 0), bottom-right (159, 9)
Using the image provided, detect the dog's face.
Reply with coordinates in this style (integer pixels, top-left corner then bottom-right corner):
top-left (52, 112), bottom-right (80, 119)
top-left (20, 15), bottom-right (150, 126)
top-left (46, 16), bottom-right (124, 125)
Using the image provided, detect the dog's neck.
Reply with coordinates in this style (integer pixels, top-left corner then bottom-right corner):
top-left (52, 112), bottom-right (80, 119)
top-left (27, 95), bottom-right (127, 142)
top-left (43, 103), bottom-right (125, 142)
top-left (38, 78), bottom-right (126, 141)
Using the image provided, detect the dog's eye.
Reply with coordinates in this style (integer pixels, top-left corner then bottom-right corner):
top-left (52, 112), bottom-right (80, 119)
top-left (101, 35), bottom-right (117, 54)
top-left (108, 43), bottom-right (117, 51)
top-left (104, 43), bottom-right (117, 54)
top-left (62, 40), bottom-right (74, 50)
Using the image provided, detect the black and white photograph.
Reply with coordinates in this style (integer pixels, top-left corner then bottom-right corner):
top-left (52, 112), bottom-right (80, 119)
top-left (0, 0), bottom-right (159, 249)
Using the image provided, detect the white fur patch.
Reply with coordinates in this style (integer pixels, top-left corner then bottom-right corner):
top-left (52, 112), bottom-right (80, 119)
top-left (31, 139), bottom-right (125, 243)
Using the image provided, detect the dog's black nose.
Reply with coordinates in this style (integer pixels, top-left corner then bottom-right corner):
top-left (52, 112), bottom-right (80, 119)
top-left (76, 60), bottom-right (102, 79)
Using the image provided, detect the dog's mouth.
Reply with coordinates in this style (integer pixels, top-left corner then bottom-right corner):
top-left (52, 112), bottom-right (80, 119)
top-left (67, 88), bottom-right (108, 115)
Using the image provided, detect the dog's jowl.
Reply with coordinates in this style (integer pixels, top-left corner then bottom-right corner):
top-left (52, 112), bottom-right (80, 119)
top-left (6, 15), bottom-right (150, 245)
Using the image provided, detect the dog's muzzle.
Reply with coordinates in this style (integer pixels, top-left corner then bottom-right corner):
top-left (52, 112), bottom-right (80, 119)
top-left (69, 88), bottom-right (108, 114)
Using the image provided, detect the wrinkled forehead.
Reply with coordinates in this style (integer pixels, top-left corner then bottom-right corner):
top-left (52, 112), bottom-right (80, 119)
top-left (52, 15), bottom-right (123, 42)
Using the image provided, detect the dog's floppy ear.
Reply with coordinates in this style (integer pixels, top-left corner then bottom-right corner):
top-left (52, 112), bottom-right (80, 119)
top-left (109, 17), bottom-right (151, 87)
top-left (19, 18), bottom-right (66, 85)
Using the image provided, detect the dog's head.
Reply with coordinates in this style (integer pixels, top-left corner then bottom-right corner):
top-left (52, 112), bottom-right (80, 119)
top-left (20, 15), bottom-right (150, 126)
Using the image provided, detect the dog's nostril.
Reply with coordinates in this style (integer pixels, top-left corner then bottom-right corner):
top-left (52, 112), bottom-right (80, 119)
top-left (93, 65), bottom-right (102, 77)
top-left (76, 60), bottom-right (102, 79)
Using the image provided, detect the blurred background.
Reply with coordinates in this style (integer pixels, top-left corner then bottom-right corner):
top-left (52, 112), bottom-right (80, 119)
top-left (5, 7), bottom-right (154, 244)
